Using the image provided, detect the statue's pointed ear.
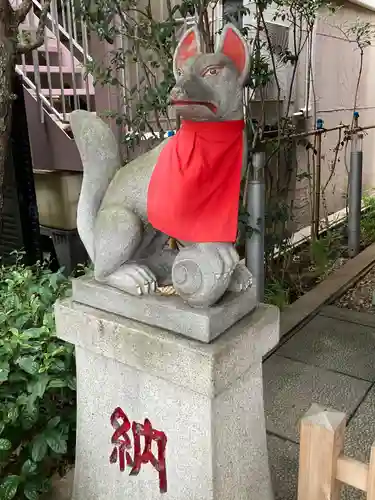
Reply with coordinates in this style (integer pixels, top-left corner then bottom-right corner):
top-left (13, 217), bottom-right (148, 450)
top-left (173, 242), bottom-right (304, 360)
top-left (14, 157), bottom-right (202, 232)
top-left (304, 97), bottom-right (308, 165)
top-left (216, 24), bottom-right (249, 84)
top-left (173, 27), bottom-right (201, 79)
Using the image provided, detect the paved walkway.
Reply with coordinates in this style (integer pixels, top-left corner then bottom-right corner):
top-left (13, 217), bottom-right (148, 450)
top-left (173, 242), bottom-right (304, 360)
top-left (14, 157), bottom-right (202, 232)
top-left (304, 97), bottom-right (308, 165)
top-left (265, 304), bottom-right (375, 500)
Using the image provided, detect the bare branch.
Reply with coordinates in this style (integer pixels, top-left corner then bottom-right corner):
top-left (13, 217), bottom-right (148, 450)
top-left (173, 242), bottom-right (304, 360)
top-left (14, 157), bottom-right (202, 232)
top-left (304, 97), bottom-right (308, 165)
top-left (16, 0), bottom-right (51, 54)
top-left (14, 0), bottom-right (33, 25)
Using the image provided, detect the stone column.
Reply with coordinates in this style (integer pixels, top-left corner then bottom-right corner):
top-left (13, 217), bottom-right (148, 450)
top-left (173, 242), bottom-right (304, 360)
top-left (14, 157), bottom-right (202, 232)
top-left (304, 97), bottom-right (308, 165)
top-left (55, 297), bottom-right (279, 500)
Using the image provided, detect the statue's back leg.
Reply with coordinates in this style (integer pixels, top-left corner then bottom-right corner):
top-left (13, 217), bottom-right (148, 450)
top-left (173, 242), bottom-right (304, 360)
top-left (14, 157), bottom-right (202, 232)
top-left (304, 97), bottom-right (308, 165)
top-left (93, 204), bottom-right (158, 296)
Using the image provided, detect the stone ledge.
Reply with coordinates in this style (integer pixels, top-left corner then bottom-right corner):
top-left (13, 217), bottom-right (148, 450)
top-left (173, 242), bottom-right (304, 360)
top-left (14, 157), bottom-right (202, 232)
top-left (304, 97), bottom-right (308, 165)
top-left (55, 300), bottom-right (279, 397)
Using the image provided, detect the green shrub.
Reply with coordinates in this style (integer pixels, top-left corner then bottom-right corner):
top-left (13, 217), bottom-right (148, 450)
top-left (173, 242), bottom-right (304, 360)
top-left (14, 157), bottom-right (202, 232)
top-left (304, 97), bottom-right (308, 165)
top-left (361, 195), bottom-right (375, 246)
top-left (264, 279), bottom-right (290, 310)
top-left (0, 256), bottom-right (75, 500)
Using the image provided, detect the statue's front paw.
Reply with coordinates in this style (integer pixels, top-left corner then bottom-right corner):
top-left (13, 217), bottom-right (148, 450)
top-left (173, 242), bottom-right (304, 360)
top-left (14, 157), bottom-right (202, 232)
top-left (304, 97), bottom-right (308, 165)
top-left (211, 243), bottom-right (239, 281)
top-left (228, 263), bottom-right (253, 293)
top-left (100, 264), bottom-right (157, 296)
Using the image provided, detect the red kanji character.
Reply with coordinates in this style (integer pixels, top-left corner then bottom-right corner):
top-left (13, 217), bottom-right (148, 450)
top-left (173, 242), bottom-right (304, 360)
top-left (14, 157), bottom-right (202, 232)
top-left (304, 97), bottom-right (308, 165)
top-left (130, 418), bottom-right (168, 494)
top-left (109, 407), bottom-right (133, 472)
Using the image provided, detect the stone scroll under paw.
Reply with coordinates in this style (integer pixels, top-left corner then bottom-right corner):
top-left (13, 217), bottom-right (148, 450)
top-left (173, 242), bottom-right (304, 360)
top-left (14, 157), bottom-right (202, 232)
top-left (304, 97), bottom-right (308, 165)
top-left (172, 243), bottom-right (240, 308)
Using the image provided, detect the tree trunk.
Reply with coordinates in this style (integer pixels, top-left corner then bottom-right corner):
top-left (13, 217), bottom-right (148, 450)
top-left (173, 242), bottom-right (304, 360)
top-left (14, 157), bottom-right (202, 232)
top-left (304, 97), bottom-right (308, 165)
top-left (0, 0), bottom-right (51, 245)
top-left (0, 1), bottom-right (17, 231)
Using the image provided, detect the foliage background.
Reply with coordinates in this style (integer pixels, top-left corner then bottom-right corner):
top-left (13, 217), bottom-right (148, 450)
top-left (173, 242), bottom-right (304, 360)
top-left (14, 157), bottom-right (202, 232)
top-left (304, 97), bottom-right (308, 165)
top-left (0, 256), bottom-right (75, 500)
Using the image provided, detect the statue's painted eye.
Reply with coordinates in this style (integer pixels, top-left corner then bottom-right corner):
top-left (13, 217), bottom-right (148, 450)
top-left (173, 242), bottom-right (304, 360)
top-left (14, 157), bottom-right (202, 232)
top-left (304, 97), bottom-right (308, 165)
top-left (177, 68), bottom-right (184, 77)
top-left (203, 66), bottom-right (221, 77)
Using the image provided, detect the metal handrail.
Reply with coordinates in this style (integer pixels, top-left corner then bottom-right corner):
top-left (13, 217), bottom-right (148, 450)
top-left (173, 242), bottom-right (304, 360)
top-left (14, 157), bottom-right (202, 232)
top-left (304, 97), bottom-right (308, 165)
top-left (31, 0), bottom-right (92, 63)
top-left (15, 67), bottom-right (65, 122)
top-left (16, 0), bottom-right (93, 123)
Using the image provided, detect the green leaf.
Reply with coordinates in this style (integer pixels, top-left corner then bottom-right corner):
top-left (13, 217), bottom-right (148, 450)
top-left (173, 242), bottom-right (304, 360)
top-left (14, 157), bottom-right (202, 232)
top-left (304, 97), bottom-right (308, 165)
top-left (0, 312), bottom-right (7, 325)
top-left (0, 422), bottom-right (5, 435)
top-left (14, 313), bottom-right (30, 329)
top-left (8, 372), bottom-right (28, 383)
top-left (17, 393), bottom-right (29, 406)
top-left (27, 374), bottom-right (50, 399)
top-left (0, 361), bottom-right (10, 382)
top-left (36, 478), bottom-right (51, 494)
top-left (21, 459), bottom-right (37, 476)
top-left (7, 406), bottom-right (19, 423)
top-left (24, 481), bottom-right (40, 500)
top-left (32, 436), bottom-right (48, 462)
top-left (0, 438), bottom-right (12, 451)
top-left (22, 327), bottom-right (46, 338)
top-left (21, 400), bottom-right (39, 430)
top-left (0, 475), bottom-right (21, 500)
top-left (47, 416), bottom-right (61, 429)
top-left (45, 429), bottom-right (67, 454)
top-left (67, 377), bottom-right (76, 391)
top-left (47, 378), bottom-right (67, 389)
top-left (17, 357), bottom-right (39, 375)
top-left (50, 359), bottom-right (66, 372)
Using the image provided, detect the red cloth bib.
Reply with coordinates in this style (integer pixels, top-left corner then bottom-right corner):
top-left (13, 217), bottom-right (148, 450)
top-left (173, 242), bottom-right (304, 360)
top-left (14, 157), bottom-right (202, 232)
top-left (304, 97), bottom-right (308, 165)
top-left (147, 119), bottom-right (244, 243)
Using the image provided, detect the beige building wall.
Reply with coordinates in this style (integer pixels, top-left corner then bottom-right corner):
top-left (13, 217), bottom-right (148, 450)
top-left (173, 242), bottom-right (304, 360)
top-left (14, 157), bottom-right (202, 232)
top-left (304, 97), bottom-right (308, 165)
top-left (293, 1), bottom-right (375, 228)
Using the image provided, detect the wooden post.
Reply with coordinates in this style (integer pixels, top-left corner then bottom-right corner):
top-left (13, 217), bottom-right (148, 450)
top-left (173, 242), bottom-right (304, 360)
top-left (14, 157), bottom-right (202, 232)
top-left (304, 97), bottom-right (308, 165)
top-left (367, 443), bottom-right (375, 499)
top-left (298, 404), bottom-right (346, 500)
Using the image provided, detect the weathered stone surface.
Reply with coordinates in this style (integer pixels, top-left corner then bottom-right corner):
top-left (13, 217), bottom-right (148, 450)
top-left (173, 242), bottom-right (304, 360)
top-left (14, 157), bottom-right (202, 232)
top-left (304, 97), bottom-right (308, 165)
top-left (278, 313), bottom-right (375, 381)
top-left (263, 355), bottom-right (371, 442)
top-left (321, 304), bottom-right (375, 329)
top-left (55, 300), bottom-right (279, 500)
top-left (72, 275), bottom-right (258, 342)
top-left (267, 435), bottom-right (299, 500)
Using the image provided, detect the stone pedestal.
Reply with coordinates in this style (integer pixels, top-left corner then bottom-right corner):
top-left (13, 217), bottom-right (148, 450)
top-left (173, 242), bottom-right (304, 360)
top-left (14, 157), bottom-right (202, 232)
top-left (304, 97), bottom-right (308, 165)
top-left (55, 298), bottom-right (279, 500)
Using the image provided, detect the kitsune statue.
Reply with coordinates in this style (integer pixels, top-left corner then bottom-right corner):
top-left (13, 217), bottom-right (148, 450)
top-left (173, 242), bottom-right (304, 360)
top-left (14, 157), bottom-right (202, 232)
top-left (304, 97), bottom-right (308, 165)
top-left (70, 23), bottom-right (253, 308)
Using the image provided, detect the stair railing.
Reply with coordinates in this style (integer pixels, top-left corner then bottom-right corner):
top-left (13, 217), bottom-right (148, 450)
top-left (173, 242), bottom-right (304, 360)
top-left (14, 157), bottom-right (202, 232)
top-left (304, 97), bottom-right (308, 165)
top-left (15, 0), bottom-right (93, 123)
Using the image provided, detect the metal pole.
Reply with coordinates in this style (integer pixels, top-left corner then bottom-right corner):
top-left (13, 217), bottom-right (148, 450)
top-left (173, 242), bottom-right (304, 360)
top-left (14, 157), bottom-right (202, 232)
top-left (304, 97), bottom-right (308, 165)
top-left (246, 151), bottom-right (265, 302)
top-left (313, 119), bottom-right (324, 240)
top-left (348, 112), bottom-right (363, 257)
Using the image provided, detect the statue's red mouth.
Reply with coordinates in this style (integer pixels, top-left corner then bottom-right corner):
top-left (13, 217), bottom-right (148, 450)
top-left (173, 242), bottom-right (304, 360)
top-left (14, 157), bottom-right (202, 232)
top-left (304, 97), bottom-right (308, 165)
top-left (171, 100), bottom-right (217, 113)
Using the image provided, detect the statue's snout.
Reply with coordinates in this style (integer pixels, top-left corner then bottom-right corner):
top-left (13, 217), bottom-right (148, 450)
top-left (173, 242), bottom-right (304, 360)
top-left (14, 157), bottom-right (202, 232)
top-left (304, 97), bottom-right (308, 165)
top-left (170, 85), bottom-right (187, 102)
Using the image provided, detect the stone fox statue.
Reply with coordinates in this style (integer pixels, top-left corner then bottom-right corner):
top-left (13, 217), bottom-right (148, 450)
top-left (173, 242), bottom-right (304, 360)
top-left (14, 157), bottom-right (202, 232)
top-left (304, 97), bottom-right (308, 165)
top-left (70, 23), bottom-right (253, 308)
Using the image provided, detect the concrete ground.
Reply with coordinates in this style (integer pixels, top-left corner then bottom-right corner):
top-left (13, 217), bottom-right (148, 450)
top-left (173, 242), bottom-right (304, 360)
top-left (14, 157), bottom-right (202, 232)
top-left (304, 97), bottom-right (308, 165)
top-left (266, 304), bottom-right (375, 500)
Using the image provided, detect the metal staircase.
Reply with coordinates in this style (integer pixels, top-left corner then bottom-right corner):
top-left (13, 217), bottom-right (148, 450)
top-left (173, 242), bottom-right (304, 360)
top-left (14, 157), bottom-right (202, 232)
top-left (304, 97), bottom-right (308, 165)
top-left (12, 0), bottom-right (95, 171)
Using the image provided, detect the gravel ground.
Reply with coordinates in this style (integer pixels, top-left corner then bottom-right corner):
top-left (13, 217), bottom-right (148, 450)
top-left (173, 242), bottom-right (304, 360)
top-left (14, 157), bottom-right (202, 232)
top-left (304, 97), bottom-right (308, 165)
top-left (335, 264), bottom-right (375, 312)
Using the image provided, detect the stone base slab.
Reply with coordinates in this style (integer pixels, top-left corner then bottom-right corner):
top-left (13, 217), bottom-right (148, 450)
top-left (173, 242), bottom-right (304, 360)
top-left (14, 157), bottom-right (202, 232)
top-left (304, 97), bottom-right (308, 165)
top-left (72, 276), bottom-right (258, 342)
